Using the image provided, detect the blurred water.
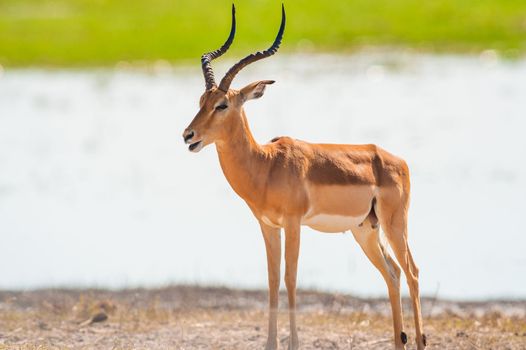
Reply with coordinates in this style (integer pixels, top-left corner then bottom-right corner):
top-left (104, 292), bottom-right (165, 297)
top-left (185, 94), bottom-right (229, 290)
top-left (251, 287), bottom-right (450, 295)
top-left (0, 53), bottom-right (525, 299)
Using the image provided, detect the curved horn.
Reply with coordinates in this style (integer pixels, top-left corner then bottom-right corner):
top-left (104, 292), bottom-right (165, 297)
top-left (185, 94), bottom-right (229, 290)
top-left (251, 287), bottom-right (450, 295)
top-left (218, 4), bottom-right (285, 92)
top-left (201, 4), bottom-right (236, 90)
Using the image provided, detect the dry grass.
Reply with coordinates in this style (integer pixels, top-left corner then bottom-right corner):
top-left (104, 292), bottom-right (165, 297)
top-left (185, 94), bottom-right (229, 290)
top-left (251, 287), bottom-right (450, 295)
top-left (0, 286), bottom-right (525, 349)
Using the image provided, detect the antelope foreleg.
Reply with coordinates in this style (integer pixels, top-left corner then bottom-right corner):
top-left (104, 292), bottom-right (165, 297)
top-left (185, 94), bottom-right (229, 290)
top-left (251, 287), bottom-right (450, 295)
top-left (284, 219), bottom-right (301, 350)
top-left (259, 221), bottom-right (282, 350)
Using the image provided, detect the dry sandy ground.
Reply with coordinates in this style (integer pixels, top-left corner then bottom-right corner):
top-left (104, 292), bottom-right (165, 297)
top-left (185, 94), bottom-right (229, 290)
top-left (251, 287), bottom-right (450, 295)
top-left (0, 286), bottom-right (525, 349)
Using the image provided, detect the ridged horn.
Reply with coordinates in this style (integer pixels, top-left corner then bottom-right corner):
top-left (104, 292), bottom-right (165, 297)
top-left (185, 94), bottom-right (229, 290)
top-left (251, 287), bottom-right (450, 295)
top-left (218, 4), bottom-right (285, 92)
top-left (201, 4), bottom-right (236, 90)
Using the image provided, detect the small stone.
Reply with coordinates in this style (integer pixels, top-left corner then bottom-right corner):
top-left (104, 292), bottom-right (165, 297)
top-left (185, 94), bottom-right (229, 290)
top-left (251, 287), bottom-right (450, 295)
top-left (38, 321), bottom-right (50, 330)
top-left (80, 311), bottom-right (108, 326)
top-left (91, 312), bottom-right (108, 323)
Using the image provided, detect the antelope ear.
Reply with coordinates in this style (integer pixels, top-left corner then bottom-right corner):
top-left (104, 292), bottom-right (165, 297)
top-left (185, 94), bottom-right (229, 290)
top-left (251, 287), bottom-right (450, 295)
top-left (239, 80), bottom-right (275, 102)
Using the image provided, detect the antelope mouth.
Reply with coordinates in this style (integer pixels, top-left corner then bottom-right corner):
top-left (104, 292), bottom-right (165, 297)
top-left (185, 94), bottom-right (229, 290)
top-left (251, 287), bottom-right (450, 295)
top-left (188, 140), bottom-right (203, 152)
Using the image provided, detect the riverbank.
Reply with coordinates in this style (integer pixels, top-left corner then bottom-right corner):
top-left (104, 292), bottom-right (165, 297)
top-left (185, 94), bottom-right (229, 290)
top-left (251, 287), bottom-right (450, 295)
top-left (1, 286), bottom-right (525, 349)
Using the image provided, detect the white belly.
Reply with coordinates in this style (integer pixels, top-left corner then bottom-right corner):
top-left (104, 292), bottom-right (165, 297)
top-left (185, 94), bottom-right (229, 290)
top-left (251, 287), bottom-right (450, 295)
top-left (301, 213), bottom-right (368, 233)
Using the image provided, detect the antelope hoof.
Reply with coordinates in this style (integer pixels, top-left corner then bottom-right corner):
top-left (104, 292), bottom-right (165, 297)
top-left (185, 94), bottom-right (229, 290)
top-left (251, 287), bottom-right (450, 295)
top-left (287, 335), bottom-right (299, 350)
top-left (400, 331), bottom-right (408, 345)
top-left (265, 341), bottom-right (278, 350)
top-left (265, 336), bottom-right (279, 350)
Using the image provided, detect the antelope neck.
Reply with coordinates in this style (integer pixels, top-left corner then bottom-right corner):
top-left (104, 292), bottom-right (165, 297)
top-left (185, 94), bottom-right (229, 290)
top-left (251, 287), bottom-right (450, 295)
top-left (215, 109), bottom-right (266, 205)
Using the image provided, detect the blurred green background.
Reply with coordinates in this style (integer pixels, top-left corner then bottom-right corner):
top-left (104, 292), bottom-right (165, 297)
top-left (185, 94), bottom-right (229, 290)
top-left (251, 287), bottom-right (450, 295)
top-left (0, 0), bottom-right (525, 67)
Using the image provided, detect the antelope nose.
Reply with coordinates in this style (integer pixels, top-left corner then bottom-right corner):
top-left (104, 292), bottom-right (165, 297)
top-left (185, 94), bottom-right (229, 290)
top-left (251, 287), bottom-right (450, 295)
top-left (183, 130), bottom-right (195, 144)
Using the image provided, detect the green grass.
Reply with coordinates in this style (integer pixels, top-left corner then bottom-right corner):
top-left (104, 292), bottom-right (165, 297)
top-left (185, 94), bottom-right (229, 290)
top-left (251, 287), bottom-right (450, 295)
top-left (0, 0), bottom-right (525, 67)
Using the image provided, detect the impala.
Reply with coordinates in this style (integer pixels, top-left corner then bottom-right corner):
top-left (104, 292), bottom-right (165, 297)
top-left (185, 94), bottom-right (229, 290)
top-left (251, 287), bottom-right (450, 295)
top-left (183, 5), bottom-right (426, 350)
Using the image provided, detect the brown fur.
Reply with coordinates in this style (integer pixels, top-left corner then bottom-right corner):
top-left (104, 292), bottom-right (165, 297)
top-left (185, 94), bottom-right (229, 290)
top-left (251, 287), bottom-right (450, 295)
top-left (183, 84), bottom-right (425, 350)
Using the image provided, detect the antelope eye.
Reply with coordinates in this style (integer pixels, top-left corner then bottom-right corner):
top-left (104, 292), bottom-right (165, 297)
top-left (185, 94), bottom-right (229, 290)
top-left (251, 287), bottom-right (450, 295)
top-left (215, 104), bottom-right (228, 111)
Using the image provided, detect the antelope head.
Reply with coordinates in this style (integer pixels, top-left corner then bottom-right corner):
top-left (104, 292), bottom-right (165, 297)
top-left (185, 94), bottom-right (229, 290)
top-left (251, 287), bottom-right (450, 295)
top-left (183, 4), bottom-right (286, 153)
